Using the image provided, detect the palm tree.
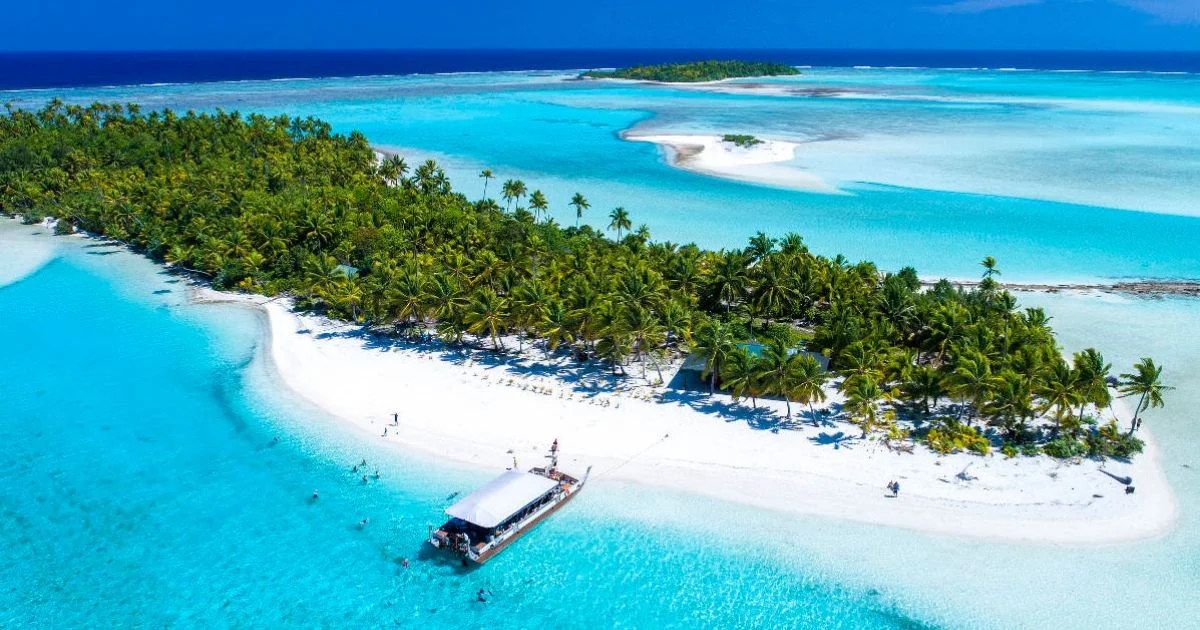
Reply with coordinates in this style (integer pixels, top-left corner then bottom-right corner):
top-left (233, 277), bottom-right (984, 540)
top-left (511, 179), bottom-right (527, 209)
top-left (792, 354), bottom-right (828, 426)
top-left (778, 232), bottom-right (807, 255)
top-left (389, 267), bottom-right (427, 328)
top-left (425, 275), bottom-right (469, 336)
top-left (1072, 348), bottom-right (1111, 421)
top-left (569, 193), bottom-right (589, 228)
top-left (750, 256), bottom-right (796, 331)
top-left (622, 304), bottom-right (666, 376)
top-left (902, 365), bottom-right (945, 416)
top-left (1119, 358), bottom-right (1172, 434)
top-left (986, 373), bottom-right (1035, 439)
top-left (949, 353), bottom-right (1001, 424)
top-left (380, 155), bottom-right (408, 186)
top-left (757, 339), bottom-right (802, 417)
top-left (1037, 362), bottom-right (1083, 435)
top-left (479, 168), bottom-right (494, 199)
top-left (464, 288), bottom-right (509, 351)
top-left (843, 377), bottom-right (886, 438)
top-left (608, 207), bottom-right (631, 241)
top-left (692, 320), bottom-right (736, 394)
top-left (500, 179), bottom-right (518, 211)
top-left (529, 190), bottom-right (549, 223)
top-left (541, 300), bottom-right (576, 353)
top-left (721, 347), bottom-right (762, 407)
top-left (512, 280), bottom-right (551, 351)
top-left (980, 256), bottom-right (1000, 279)
top-left (414, 159), bottom-right (443, 194)
top-left (707, 251), bottom-right (750, 314)
top-left (334, 278), bottom-right (364, 321)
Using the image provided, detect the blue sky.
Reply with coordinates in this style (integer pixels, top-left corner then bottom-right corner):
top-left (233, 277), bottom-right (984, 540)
top-left (4, 0), bottom-right (1198, 50)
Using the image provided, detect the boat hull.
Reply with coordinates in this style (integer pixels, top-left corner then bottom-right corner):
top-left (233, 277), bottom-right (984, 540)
top-left (471, 484), bottom-right (581, 564)
top-left (428, 472), bottom-right (587, 565)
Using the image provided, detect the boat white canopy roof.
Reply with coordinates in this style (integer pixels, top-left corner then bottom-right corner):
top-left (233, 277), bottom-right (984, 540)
top-left (445, 469), bottom-right (558, 528)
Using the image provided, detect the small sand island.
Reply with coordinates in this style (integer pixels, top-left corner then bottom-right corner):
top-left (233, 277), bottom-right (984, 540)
top-left (626, 132), bottom-right (843, 193)
top-left (582, 60), bottom-right (800, 83)
top-left (1, 102), bottom-right (1179, 544)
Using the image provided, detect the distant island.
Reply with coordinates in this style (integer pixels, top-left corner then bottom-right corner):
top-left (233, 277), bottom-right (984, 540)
top-left (582, 60), bottom-right (800, 83)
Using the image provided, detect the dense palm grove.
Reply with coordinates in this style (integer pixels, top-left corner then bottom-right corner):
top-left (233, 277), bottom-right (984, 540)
top-left (1, 101), bottom-right (1171, 460)
top-left (582, 60), bottom-right (800, 82)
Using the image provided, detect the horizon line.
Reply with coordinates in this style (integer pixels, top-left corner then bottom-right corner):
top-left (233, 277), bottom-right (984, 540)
top-left (4, 47), bottom-right (1200, 54)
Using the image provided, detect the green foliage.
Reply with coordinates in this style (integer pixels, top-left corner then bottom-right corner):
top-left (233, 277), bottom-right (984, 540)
top-left (0, 101), bottom-right (1161, 461)
top-left (925, 419), bottom-right (990, 455)
top-left (722, 134), bottom-right (762, 148)
top-left (583, 60), bottom-right (800, 83)
top-left (1001, 442), bottom-right (1018, 458)
top-left (1084, 420), bottom-right (1145, 459)
top-left (53, 219), bottom-right (74, 235)
top-left (1042, 436), bottom-right (1087, 459)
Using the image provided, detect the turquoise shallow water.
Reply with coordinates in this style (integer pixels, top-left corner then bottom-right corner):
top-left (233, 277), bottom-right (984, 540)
top-left (0, 235), bottom-right (933, 628)
top-left (4, 237), bottom-right (1200, 628)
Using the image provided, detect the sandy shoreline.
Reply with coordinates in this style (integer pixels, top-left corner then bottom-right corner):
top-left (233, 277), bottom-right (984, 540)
top-left (625, 133), bottom-right (846, 194)
top-left (3, 218), bottom-right (1178, 544)
top-left (241, 293), bottom-right (1175, 545)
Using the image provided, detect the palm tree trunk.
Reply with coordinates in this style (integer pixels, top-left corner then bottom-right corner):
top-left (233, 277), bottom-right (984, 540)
top-left (1129, 391), bottom-right (1147, 435)
top-left (809, 402), bottom-right (819, 427)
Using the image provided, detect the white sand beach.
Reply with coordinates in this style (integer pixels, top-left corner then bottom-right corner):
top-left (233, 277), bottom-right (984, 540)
top-left (238, 294), bottom-right (1176, 545)
top-left (2, 218), bottom-right (1177, 545)
top-left (626, 133), bottom-right (846, 194)
top-left (0, 223), bottom-right (58, 288)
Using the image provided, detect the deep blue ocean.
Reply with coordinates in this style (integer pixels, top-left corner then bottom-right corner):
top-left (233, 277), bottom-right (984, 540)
top-left (3, 49), bottom-right (1200, 90)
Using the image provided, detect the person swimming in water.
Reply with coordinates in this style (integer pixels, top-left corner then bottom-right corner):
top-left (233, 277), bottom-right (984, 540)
top-left (312, 489), bottom-right (319, 500)
top-left (476, 589), bottom-right (492, 603)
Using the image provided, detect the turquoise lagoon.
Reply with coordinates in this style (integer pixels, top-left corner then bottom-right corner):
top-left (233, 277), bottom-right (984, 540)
top-left (4, 67), bottom-right (1200, 628)
top-left (0, 228), bottom-right (933, 628)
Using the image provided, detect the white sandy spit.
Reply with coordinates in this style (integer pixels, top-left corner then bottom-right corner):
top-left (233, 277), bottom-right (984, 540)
top-left (218, 292), bottom-right (1176, 545)
top-left (0, 219), bottom-right (59, 288)
top-left (626, 133), bottom-right (845, 194)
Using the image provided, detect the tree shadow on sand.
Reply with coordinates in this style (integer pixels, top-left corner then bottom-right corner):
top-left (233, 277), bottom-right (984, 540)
top-left (298, 320), bottom-right (842, 433)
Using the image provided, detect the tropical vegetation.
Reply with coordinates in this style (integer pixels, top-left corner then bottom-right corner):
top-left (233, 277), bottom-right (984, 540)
top-left (582, 60), bottom-right (800, 83)
top-left (0, 101), bottom-right (1167, 461)
top-left (722, 134), bottom-right (762, 148)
